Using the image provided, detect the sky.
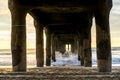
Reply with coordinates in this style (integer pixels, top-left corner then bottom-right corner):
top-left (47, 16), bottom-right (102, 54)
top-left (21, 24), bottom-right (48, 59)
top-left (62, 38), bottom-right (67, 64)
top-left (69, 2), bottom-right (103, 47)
top-left (0, 0), bottom-right (120, 49)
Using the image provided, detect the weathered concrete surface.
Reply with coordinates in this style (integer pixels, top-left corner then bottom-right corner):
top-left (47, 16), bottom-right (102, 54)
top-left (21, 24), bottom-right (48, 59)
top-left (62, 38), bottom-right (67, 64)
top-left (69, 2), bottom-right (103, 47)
top-left (0, 66), bottom-right (120, 80)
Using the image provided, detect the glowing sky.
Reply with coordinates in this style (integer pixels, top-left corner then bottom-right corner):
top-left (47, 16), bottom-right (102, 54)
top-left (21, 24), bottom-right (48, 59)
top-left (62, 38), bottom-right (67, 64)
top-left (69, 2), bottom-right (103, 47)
top-left (0, 0), bottom-right (120, 49)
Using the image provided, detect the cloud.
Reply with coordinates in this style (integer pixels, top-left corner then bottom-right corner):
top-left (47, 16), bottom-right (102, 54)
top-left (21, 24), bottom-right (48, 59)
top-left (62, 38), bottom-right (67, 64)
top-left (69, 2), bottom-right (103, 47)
top-left (0, 9), bottom-right (10, 15)
top-left (0, 0), bottom-right (8, 9)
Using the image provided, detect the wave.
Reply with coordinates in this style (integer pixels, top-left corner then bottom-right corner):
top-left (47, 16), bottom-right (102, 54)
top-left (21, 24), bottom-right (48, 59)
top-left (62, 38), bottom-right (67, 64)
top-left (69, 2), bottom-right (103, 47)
top-left (0, 47), bottom-right (120, 66)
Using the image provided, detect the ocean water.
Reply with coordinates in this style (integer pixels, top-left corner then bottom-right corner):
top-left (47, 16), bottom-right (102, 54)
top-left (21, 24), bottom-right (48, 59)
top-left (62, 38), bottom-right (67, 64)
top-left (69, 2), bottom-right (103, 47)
top-left (0, 48), bottom-right (120, 67)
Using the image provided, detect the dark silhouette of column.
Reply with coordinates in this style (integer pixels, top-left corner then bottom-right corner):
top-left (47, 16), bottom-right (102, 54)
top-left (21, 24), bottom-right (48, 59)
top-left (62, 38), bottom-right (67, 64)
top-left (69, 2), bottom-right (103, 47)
top-left (51, 34), bottom-right (56, 62)
top-left (79, 36), bottom-right (84, 66)
top-left (45, 28), bottom-right (51, 66)
top-left (83, 30), bottom-right (92, 67)
top-left (95, 6), bottom-right (112, 72)
top-left (77, 39), bottom-right (81, 61)
top-left (34, 20), bottom-right (44, 67)
top-left (9, 7), bottom-right (27, 71)
top-left (71, 41), bottom-right (76, 53)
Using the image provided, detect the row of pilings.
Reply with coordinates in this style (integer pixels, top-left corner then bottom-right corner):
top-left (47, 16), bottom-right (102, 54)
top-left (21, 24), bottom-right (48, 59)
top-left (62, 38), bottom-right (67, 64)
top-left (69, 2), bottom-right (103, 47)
top-left (8, 0), bottom-right (112, 72)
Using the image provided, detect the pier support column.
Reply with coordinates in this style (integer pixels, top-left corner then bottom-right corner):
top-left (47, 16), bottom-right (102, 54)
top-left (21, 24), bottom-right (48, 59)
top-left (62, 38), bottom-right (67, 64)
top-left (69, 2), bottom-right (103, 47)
top-left (55, 37), bottom-right (60, 51)
top-left (77, 39), bottom-right (81, 61)
top-left (81, 10), bottom-right (93, 67)
top-left (95, 8), bottom-right (112, 72)
top-left (45, 28), bottom-right (51, 66)
top-left (75, 38), bottom-right (79, 54)
top-left (74, 39), bottom-right (78, 54)
top-left (83, 31), bottom-right (92, 67)
top-left (59, 41), bottom-right (65, 54)
top-left (34, 20), bottom-right (44, 67)
top-left (51, 34), bottom-right (56, 62)
top-left (78, 32), bottom-right (84, 66)
top-left (79, 36), bottom-right (84, 66)
top-left (10, 8), bottom-right (27, 71)
top-left (71, 41), bottom-right (76, 53)
top-left (61, 43), bottom-right (66, 53)
top-left (71, 43), bottom-right (74, 53)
